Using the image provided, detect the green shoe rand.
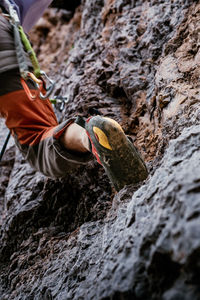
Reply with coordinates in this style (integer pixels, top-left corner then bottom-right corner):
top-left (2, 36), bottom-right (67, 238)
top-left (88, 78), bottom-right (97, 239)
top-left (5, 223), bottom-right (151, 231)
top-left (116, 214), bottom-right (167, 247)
top-left (85, 116), bottom-right (148, 191)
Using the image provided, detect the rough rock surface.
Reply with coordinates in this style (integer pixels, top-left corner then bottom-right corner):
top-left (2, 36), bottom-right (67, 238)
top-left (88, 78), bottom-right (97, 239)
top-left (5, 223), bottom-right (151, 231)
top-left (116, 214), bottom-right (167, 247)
top-left (1, 0), bottom-right (200, 299)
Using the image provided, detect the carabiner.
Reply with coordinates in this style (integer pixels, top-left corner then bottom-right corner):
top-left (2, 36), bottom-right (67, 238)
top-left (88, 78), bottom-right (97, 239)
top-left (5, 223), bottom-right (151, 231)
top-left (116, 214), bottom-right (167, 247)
top-left (39, 70), bottom-right (55, 100)
top-left (21, 72), bottom-right (43, 101)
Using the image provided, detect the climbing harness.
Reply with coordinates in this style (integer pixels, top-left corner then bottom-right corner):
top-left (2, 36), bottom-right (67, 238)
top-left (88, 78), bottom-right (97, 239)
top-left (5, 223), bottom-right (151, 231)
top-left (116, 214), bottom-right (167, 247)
top-left (0, 1), bottom-right (64, 162)
top-left (3, 0), bottom-right (55, 101)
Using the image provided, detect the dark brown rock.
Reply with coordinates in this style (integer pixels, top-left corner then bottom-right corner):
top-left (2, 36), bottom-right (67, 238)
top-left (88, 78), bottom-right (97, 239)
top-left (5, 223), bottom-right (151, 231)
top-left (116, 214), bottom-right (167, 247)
top-left (1, 0), bottom-right (200, 299)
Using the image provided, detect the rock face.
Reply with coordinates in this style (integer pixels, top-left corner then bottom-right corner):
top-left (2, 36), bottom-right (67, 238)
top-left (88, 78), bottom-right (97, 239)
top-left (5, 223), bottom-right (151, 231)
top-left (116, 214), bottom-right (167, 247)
top-left (0, 0), bottom-right (200, 299)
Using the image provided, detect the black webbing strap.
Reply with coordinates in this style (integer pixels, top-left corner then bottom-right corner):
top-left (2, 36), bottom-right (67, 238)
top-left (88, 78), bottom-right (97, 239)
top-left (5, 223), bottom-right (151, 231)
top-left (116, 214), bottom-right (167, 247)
top-left (0, 131), bottom-right (11, 162)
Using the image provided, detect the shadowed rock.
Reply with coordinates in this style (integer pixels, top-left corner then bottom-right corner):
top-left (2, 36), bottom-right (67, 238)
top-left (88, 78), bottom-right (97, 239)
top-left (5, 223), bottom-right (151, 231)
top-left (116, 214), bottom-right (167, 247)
top-left (0, 0), bottom-right (200, 299)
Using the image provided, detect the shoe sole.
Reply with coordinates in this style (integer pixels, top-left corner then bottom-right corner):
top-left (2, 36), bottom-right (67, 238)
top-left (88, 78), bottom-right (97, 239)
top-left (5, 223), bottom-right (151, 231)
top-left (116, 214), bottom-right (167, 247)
top-left (86, 116), bottom-right (148, 191)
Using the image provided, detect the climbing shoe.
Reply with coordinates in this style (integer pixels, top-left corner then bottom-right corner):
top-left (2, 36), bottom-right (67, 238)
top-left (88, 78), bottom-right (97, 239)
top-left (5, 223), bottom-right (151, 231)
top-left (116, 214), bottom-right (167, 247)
top-left (75, 115), bottom-right (148, 191)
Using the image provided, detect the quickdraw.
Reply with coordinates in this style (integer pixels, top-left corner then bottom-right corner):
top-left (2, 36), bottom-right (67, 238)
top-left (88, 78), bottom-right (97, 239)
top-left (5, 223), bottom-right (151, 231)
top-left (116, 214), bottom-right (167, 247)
top-left (20, 71), bottom-right (55, 101)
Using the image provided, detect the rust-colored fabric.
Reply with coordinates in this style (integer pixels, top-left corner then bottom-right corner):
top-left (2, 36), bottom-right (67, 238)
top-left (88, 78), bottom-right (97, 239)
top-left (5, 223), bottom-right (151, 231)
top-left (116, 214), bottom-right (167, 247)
top-left (0, 89), bottom-right (58, 145)
top-left (0, 89), bottom-right (93, 177)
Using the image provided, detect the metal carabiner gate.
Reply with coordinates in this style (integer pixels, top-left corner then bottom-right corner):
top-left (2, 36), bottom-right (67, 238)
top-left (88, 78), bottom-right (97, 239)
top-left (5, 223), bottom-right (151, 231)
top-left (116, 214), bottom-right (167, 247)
top-left (20, 72), bottom-right (44, 101)
top-left (39, 71), bottom-right (55, 100)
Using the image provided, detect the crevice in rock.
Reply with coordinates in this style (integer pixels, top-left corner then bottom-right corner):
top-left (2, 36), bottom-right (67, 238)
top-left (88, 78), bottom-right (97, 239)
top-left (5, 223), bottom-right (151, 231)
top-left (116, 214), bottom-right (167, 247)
top-left (50, 0), bottom-right (81, 12)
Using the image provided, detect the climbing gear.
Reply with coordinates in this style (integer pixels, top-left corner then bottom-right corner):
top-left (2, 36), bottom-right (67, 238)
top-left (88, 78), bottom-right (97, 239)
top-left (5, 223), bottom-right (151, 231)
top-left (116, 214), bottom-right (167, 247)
top-left (75, 115), bottom-right (148, 191)
top-left (20, 71), bottom-right (55, 101)
top-left (0, 131), bottom-right (11, 162)
top-left (3, 0), bottom-right (55, 101)
top-left (18, 25), bottom-right (41, 78)
top-left (20, 71), bottom-right (43, 101)
top-left (50, 96), bottom-right (68, 111)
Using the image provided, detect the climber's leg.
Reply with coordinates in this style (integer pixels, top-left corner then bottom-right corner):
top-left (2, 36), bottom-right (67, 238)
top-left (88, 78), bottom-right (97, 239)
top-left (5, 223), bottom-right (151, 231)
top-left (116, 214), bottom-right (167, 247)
top-left (75, 115), bottom-right (148, 191)
top-left (0, 87), bottom-right (93, 178)
top-left (60, 122), bottom-right (89, 153)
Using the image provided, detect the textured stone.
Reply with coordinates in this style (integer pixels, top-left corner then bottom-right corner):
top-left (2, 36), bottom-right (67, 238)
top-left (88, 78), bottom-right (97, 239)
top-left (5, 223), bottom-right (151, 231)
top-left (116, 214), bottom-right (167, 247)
top-left (1, 0), bottom-right (200, 299)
